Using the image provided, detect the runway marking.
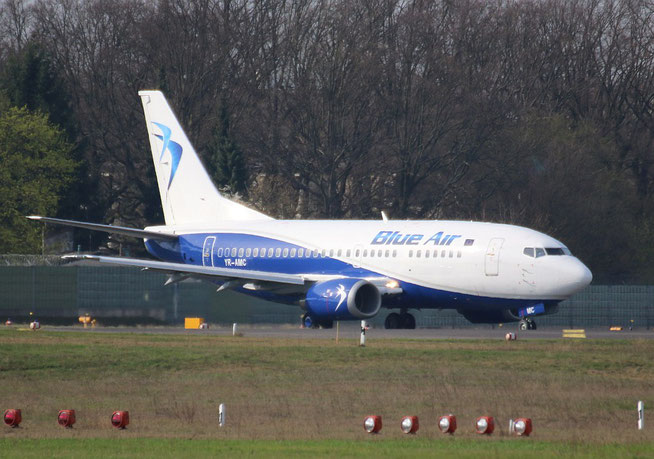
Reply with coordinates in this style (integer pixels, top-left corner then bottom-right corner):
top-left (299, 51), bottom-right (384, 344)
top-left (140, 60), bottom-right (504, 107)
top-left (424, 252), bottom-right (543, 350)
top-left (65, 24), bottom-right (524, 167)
top-left (562, 329), bottom-right (586, 339)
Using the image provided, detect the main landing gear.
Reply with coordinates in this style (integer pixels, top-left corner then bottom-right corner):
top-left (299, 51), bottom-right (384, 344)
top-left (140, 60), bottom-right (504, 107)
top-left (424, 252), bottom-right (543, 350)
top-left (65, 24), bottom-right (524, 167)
top-left (301, 313), bottom-right (333, 329)
top-left (384, 311), bottom-right (416, 329)
top-left (519, 318), bottom-right (537, 331)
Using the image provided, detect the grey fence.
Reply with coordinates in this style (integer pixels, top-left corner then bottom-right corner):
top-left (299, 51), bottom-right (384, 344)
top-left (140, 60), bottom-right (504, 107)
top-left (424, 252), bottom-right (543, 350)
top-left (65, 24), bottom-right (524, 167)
top-left (0, 265), bottom-right (651, 328)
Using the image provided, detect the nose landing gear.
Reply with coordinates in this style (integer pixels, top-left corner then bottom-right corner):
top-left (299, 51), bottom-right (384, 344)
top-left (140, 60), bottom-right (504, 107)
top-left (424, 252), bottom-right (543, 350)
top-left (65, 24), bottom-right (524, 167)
top-left (519, 318), bottom-right (537, 331)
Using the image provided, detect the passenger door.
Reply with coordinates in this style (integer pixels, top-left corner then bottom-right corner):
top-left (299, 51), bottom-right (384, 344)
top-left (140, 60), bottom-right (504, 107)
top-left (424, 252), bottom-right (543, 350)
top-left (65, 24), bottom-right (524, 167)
top-left (485, 238), bottom-right (504, 276)
top-left (202, 236), bottom-right (216, 267)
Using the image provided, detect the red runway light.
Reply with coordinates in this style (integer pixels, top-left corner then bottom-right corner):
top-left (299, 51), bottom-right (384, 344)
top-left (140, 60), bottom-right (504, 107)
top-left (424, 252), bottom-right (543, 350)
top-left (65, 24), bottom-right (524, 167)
top-left (111, 411), bottom-right (129, 429)
top-left (475, 416), bottom-right (494, 434)
top-left (58, 410), bottom-right (76, 428)
top-left (514, 417), bottom-right (532, 436)
top-left (363, 415), bottom-right (382, 433)
top-left (400, 416), bottom-right (419, 434)
top-left (438, 414), bottom-right (456, 434)
top-left (3, 409), bottom-right (21, 428)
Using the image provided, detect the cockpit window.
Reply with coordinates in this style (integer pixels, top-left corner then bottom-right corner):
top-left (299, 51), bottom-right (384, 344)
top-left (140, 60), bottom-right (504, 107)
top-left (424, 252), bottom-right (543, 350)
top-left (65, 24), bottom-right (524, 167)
top-left (525, 246), bottom-right (571, 257)
top-left (545, 248), bottom-right (565, 255)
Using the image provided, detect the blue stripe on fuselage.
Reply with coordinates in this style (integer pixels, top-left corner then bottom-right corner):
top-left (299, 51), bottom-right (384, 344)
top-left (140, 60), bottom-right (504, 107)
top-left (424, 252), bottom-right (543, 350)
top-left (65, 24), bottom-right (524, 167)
top-left (144, 232), bottom-right (559, 312)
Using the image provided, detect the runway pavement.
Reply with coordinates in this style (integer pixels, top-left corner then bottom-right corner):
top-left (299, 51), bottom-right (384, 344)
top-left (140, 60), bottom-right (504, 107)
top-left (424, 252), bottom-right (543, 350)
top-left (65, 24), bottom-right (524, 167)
top-left (43, 323), bottom-right (654, 340)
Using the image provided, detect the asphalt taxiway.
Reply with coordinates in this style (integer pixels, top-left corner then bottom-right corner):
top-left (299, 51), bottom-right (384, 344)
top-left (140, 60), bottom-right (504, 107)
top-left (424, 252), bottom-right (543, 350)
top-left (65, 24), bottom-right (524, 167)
top-left (44, 323), bottom-right (653, 340)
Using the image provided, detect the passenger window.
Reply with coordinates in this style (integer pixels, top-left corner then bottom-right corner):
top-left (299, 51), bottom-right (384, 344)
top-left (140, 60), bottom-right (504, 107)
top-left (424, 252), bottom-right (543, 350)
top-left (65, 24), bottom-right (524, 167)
top-left (290, 248), bottom-right (296, 257)
top-left (355, 249), bottom-right (360, 257)
top-left (434, 249), bottom-right (438, 258)
top-left (370, 250), bottom-right (375, 258)
top-left (313, 250), bottom-right (319, 258)
top-left (409, 250), bottom-right (413, 257)
top-left (217, 248), bottom-right (223, 257)
top-left (282, 248), bottom-right (289, 257)
top-left (425, 250), bottom-right (430, 258)
top-left (267, 248), bottom-right (274, 257)
top-left (392, 250), bottom-right (397, 257)
top-left (275, 248), bottom-right (281, 257)
top-left (238, 248), bottom-right (244, 257)
top-left (329, 249), bottom-right (334, 257)
top-left (245, 248), bottom-right (251, 257)
top-left (253, 248), bottom-right (259, 257)
top-left (363, 249), bottom-right (368, 257)
top-left (523, 247), bottom-right (535, 258)
top-left (457, 251), bottom-right (461, 258)
top-left (321, 249), bottom-right (326, 257)
top-left (298, 248), bottom-right (304, 257)
top-left (441, 250), bottom-right (446, 257)
top-left (385, 250), bottom-right (390, 257)
top-left (416, 250), bottom-right (421, 258)
top-left (378, 250), bottom-right (382, 257)
top-left (337, 249), bottom-right (342, 256)
top-left (346, 249), bottom-right (351, 257)
top-left (449, 250), bottom-right (453, 258)
top-left (231, 248), bottom-right (237, 257)
top-left (535, 248), bottom-right (545, 258)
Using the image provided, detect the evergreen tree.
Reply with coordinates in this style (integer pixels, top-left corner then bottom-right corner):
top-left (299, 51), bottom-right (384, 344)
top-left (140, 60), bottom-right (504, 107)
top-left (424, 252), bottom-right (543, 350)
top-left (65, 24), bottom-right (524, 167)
top-left (207, 103), bottom-right (248, 197)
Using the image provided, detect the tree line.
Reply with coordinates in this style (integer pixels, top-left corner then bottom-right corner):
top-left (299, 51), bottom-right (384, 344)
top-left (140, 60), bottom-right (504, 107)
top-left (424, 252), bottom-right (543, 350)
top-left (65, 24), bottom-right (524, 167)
top-left (1, 0), bottom-right (653, 282)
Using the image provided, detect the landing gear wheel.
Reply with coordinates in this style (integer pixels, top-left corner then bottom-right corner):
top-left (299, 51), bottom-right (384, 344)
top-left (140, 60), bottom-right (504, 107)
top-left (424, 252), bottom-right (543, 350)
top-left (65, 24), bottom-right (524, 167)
top-left (400, 313), bottom-right (416, 329)
top-left (385, 312), bottom-right (401, 329)
top-left (519, 319), bottom-right (537, 331)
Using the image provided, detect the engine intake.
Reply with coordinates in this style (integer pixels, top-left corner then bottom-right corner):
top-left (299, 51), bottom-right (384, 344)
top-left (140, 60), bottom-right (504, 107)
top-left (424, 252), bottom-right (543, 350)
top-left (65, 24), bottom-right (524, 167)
top-left (305, 279), bottom-right (381, 321)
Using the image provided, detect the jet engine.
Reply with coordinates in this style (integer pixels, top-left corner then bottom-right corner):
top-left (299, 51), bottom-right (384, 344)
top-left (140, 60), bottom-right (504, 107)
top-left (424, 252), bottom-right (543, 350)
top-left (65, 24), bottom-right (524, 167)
top-left (304, 278), bottom-right (382, 321)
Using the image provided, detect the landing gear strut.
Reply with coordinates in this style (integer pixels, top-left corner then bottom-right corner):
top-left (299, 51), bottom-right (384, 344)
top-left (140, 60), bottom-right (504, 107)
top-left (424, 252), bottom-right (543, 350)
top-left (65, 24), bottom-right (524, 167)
top-left (519, 318), bottom-right (537, 331)
top-left (384, 311), bottom-right (416, 329)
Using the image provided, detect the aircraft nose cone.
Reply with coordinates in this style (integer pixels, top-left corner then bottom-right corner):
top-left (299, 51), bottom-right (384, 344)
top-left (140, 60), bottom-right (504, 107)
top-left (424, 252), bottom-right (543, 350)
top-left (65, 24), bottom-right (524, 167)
top-left (559, 259), bottom-right (592, 295)
top-left (579, 262), bottom-right (593, 286)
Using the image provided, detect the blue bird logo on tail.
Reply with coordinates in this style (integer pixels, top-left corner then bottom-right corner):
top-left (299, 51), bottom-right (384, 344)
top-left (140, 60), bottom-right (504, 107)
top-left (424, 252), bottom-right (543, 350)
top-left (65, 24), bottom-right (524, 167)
top-left (152, 122), bottom-right (183, 189)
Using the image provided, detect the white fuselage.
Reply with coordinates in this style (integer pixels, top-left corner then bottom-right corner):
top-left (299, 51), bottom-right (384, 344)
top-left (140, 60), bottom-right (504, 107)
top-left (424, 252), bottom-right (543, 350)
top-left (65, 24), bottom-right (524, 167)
top-left (146, 219), bottom-right (592, 303)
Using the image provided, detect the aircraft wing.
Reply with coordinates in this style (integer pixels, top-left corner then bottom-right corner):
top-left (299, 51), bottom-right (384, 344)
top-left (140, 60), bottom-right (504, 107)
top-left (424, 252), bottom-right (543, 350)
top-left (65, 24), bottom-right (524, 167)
top-left (64, 254), bottom-right (306, 286)
top-left (63, 255), bottom-right (403, 295)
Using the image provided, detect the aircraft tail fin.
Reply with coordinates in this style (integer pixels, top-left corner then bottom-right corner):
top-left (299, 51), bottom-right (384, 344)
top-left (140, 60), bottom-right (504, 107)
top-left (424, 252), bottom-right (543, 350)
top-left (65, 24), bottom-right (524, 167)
top-left (138, 90), bottom-right (271, 225)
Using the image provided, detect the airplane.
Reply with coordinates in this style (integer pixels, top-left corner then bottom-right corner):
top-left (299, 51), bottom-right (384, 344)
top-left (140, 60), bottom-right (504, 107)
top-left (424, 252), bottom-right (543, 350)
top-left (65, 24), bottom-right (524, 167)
top-left (29, 90), bottom-right (593, 331)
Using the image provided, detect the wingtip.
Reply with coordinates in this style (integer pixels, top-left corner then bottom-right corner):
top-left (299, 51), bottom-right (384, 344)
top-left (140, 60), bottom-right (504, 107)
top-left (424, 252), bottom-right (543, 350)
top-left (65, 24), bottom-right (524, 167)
top-left (26, 215), bottom-right (43, 220)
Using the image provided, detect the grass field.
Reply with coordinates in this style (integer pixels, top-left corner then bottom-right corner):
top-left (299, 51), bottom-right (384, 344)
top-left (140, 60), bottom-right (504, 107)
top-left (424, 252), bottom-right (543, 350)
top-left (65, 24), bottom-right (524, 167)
top-left (0, 328), bottom-right (653, 457)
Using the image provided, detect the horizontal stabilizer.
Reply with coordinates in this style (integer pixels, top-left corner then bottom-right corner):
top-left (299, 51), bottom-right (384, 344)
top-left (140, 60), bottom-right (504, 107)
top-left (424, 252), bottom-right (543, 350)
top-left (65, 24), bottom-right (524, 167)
top-left (27, 216), bottom-right (177, 241)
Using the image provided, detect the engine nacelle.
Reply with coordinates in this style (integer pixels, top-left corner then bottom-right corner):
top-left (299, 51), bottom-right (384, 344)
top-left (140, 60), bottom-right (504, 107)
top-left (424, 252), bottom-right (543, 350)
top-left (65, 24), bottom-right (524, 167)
top-left (305, 279), bottom-right (381, 321)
